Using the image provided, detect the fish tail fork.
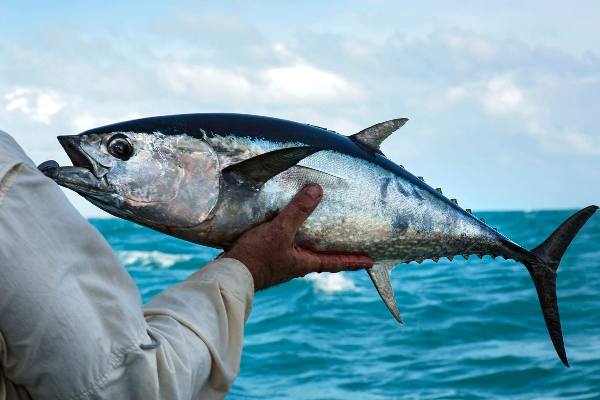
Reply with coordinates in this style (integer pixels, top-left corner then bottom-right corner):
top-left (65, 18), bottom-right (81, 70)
top-left (523, 205), bottom-right (598, 367)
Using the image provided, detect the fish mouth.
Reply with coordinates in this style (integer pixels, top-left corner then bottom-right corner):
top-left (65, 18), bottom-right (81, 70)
top-left (57, 135), bottom-right (109, 178)
top-left (38, 135), bottom-right (112, 200)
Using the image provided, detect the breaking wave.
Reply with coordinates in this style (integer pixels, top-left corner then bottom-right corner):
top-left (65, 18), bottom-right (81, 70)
top-left (303, 272), bottom-right (359, 293)
top-left (117, 250), bottom-right (195, 269)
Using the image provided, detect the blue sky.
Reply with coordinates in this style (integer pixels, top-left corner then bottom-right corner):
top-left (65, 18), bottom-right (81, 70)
top-left (1, 0), bottom-right (599, 217)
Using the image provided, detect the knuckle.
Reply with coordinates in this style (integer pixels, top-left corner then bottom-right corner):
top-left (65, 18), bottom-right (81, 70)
top-left (295, 197), bottom-right (313, 214)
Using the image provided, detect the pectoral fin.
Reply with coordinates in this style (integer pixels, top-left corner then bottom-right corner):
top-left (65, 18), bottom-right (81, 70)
top-left (368, 263), bottom-right (402, 324)
top-left (222, 146), bottom-right (323, 188)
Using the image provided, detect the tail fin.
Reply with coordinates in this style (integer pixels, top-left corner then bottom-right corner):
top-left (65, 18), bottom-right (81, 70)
top-left (524, 205), bottom-right (598, 367)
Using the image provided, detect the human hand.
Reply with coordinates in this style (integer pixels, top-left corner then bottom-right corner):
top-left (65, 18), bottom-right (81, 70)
top-left (223, 184), bottom-right (373, 291)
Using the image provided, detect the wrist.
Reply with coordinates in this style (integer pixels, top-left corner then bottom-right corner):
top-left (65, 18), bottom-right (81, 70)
top-left (223, 250), bottom-right (265, 291)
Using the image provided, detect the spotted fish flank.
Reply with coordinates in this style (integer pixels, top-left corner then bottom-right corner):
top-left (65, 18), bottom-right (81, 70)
top-left (40, 113), bottom-right (597, 367)
top-left (378, 176), bottom-right (392, 205)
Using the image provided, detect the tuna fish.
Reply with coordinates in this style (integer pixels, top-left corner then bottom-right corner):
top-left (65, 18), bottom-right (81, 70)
top-left (39, 113), bottom-right (597, 367)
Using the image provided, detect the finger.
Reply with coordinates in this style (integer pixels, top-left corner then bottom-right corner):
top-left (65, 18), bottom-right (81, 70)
top-left (273, 184), bottom-right (323, 237)
top-left (315, 253), bottom-right (373, 273)
top-left (295, 247), bottom-right (373, 275)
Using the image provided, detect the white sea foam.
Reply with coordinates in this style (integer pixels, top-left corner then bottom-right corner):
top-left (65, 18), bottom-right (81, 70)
top-left (303, 272), bottom-right (359, 294)
top-left (117, 250), bottom-right (194, 269)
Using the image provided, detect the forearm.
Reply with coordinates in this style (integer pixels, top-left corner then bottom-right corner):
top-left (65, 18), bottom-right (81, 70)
top-left (141, 258), bottom-right (254, 399)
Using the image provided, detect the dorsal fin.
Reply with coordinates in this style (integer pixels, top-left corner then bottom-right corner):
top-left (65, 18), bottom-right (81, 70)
top-left (349, 118), bottom-right (408, 156)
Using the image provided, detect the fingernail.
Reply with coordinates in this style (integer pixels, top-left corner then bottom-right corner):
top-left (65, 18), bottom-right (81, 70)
top-left (306, 184), bottom-right (321, 200)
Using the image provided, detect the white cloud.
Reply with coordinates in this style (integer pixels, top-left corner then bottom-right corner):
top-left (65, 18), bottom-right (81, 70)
top-left (5, 88), bottom-right (64, 124)
top-left (438, 30), bottom-right (497, 62)
top-left (439, 31), bottom-right (465, 50)
top-left (272, 43), bottom-right (295, 59)
top-left (561, 129), bottom-right (600, 156)
top-left (261, 64), bottom-right (364, 104)
top-left (69, 112), bottom-right (120, 133)
top-left (342, 38), bottom-right (374, 59)
top-left (415, 76), bottom-right (533, 116)
top-left (5, 96), bottom-right (27, 112)
top-left (70, 112), bottom-right (99, 132)
top-left (445, 86), bottom-right (469, 103)
top-left (159, 63), bottom-right (253, 101)
top-left (480, 76), bottom-right (532, 116)
top-left (497, 155), bottom-right (513, 167)
top-left (408, 86), bottom-right (469, 112)
top-left (158, 61), bottom-right (364, 106)
top-left (527, 119), bottom-right (545, 137)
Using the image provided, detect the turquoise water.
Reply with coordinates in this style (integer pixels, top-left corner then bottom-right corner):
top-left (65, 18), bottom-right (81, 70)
top-left (91, 210), bottom-right (600, 399)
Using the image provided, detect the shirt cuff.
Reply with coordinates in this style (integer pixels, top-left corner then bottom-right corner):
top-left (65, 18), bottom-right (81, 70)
top-left (187, 257), bottom-right (255, 321)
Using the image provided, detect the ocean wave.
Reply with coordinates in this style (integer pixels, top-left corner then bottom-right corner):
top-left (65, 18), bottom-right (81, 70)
top-left (303, 272), bottom-right (359, 294)
top-left (117, 250), bottom-right (195, 269)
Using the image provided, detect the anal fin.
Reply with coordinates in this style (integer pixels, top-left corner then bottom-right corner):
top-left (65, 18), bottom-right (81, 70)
top-left (368, 263), bottom-right (402, 324)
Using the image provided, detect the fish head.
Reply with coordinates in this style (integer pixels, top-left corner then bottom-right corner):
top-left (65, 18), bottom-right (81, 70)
top-left (41, 131), bottom-right (220, 229)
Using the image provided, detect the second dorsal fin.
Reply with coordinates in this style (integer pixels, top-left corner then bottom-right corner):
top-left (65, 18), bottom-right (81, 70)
top-left (349, 118), bottom-right (408, 156)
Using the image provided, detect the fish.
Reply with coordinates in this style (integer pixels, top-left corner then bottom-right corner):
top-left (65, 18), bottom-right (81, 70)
top-left (39, 113), bottom-right (597, 367)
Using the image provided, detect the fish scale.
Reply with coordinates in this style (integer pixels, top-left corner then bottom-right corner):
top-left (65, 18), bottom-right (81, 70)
top-left (39, 113), bottom-right (597, 367)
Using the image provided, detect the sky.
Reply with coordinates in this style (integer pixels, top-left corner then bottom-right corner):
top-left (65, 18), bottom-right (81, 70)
top-left (1, 0), bottom-right (599, 217)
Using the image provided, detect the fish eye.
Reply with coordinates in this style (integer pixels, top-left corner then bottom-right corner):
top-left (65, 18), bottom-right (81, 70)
top-left (107, 134), bottom-right (134, 160)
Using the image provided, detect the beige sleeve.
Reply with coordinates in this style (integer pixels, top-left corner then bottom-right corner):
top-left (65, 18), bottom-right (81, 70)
top-left (0, 130), bottom-right (254, 400)
top-left (88, 258), bottom-right (254, 400)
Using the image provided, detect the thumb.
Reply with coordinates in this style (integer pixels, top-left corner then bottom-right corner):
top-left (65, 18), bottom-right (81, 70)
top-left (273, 184), bottom-right (323, 238)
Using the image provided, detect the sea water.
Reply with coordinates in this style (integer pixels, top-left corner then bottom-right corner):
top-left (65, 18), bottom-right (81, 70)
top-left (91, 210), bottom-right (600, 399)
